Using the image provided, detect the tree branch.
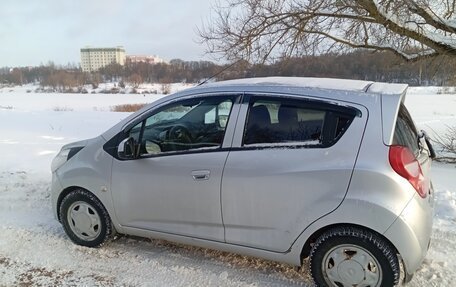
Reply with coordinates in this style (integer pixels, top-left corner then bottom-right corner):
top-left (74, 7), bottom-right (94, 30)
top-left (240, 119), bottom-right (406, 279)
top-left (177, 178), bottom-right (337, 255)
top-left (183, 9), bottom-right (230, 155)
top-left (404, 0), bottom-right (456, 32)
top-left (199, 0), bottom-right (456, 63)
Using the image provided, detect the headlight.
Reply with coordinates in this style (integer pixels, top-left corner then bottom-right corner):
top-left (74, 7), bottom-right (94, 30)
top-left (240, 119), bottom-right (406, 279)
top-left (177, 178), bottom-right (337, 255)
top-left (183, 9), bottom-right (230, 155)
top-left (51, 146), bottom-right (84, 172)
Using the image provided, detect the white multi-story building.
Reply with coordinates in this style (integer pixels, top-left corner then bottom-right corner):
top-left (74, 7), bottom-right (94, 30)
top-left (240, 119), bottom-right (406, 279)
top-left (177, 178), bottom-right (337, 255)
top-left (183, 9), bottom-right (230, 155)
top-left (80, 46), bottom-right (126, 72)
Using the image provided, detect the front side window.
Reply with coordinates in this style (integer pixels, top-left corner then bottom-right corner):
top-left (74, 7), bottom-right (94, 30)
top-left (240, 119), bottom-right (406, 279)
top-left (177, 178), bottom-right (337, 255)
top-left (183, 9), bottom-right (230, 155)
top-left (243, 97), bottom-right (356, 147)
top-left (129, 96), bottom-right (234, 156)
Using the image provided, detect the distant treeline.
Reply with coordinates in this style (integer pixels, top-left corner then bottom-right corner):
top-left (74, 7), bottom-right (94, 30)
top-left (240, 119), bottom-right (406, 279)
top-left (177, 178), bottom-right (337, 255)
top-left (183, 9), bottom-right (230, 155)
top-left (1, 51), bottom-right (456, 90)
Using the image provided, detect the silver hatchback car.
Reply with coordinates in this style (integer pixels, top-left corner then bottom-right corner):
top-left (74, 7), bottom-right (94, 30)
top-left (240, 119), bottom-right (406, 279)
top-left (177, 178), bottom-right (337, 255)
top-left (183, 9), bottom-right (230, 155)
top-left (51, 77), bottom-right (434, 286)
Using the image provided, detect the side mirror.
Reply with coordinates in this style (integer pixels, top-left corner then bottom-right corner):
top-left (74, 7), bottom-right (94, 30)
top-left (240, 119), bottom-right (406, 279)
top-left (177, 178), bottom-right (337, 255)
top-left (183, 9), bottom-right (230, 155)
top-left (118, 137), bottom-right (136, 160)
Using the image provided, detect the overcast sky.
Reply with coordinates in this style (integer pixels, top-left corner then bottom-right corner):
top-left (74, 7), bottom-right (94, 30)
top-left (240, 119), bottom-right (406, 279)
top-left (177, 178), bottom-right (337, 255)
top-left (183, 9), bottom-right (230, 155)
top-left (0, 0), bottom-right (216, 67)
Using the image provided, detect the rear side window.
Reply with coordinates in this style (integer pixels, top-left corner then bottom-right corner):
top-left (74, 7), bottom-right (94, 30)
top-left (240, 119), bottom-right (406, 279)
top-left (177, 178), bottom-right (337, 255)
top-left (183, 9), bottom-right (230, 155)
top-left (393, 103), bottom-right (419, 156)
top-left (243, 97), bottom-right (357, 147)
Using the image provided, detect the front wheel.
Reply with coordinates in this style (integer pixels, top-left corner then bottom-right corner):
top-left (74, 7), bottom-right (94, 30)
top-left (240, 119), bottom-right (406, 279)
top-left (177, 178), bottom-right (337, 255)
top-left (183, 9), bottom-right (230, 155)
top-left (59, 189), bottom-right (113, 247)
top-left (310, 226), bottom-right (400, 287)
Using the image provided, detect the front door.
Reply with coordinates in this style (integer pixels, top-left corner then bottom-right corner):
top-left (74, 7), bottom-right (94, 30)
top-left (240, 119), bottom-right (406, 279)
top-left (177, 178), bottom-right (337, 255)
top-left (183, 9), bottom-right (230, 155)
top-left (111, 95), bottom-right (238, 241)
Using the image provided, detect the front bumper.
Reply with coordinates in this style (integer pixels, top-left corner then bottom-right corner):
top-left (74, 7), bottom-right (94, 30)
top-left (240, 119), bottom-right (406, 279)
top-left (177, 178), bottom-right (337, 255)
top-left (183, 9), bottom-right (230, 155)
top-left (51, 173), bottom-right (64, 221)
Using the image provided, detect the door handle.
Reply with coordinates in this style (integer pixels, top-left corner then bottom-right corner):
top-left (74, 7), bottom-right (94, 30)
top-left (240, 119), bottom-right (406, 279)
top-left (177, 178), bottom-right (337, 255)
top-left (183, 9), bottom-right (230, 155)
top-left (191, 170), bottom-right (210, 181)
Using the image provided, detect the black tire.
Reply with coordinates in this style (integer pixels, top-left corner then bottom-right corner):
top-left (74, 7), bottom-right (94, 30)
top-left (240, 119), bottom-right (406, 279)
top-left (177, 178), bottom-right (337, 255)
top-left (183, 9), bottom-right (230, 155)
top-left (59, 189), bottom-right (113, 247)
top-left (310, 226), bottom-right (400, 287)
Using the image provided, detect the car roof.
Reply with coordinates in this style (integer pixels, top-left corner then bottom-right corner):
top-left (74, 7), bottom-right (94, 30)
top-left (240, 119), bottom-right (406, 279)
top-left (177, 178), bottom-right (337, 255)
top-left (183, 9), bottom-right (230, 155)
top-left (197, 77), bottom-right (408, 95)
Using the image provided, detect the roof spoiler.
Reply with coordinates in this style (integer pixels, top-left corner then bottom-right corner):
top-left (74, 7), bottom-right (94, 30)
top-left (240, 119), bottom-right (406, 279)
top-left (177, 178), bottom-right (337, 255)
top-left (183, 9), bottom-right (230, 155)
top-left (374, 84), bottom-right (409, 146)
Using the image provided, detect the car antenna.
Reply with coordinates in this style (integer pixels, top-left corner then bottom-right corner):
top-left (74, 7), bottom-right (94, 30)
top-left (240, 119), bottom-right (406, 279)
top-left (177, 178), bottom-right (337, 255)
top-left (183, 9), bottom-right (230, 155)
top-left (197, 59), bottom-right (242, 86)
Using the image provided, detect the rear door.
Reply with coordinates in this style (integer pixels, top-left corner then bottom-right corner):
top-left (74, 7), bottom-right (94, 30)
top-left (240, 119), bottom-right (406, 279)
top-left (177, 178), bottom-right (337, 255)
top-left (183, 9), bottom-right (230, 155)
top-left (221, 94), bottom-right (368, 252)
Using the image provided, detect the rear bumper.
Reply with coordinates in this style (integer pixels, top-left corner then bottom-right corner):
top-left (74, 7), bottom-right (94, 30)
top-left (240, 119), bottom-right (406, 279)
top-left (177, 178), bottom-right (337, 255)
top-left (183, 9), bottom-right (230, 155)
top-left (383, 186), bottom-right (434, 277)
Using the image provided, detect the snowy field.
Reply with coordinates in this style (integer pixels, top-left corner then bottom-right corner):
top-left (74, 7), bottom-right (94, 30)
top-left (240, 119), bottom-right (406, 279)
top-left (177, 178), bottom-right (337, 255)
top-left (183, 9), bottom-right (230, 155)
top-left (0, 84), bottom-right (455, 286)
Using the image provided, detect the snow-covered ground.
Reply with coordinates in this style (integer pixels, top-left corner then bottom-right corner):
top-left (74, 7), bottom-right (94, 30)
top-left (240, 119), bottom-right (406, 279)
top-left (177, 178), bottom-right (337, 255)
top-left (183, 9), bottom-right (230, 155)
top-left (0, 84), bottom-right (455, 286)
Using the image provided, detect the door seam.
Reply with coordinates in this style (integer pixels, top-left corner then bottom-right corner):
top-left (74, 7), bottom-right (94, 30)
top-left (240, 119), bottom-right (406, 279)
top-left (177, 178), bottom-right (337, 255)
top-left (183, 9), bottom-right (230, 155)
top-left (220, 92), bottom-right (245, 243)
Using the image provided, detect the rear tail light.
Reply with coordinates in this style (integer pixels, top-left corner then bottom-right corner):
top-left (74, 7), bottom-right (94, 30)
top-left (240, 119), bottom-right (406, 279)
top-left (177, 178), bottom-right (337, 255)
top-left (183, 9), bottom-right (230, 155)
top-left (389, 145), bottom-right (427, 198)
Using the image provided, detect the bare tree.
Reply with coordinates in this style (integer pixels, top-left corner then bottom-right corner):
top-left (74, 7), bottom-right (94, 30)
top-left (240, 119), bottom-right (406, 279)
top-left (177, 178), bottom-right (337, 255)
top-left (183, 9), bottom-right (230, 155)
top-left (433, 125), bottom-right (456, 163)
top-left (200, 0), bottom-right (456, 62)
top-left (128, 73), bottom-right (143, 88)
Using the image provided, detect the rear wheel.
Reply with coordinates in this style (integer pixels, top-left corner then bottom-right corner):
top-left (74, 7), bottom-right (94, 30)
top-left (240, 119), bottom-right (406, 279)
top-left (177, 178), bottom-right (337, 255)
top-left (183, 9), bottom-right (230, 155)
top-left (60, 189), bottom-right (113, 247)
top-left (310, 226), bottom-right (399, 287)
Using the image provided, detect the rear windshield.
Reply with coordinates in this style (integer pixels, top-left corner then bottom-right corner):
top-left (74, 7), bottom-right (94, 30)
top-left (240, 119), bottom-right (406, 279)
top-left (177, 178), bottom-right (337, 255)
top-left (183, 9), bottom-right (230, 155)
top-left (393, 103), bottom-right (419, 156)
